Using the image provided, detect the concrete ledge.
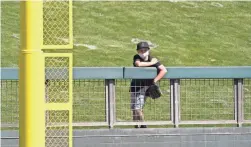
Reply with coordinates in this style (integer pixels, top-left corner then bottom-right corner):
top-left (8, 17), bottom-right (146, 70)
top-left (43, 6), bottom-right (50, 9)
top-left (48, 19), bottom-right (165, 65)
top-left (2, 127), bottom-right (251, 147)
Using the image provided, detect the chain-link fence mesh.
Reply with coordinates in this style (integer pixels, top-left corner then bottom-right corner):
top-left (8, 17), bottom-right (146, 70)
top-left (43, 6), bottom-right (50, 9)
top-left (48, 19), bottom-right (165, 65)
top-left (115, 79), bottom-right (171, 122)
top-left (115, 79), bottom-right (132, 122)
top-left (2, 78), bottom-right (251, 128)
top-left (180, 79), bottom-right (235, 121)
top-left (43, 0), bottom-right (70, 45)
top-left (45, 110), bottom-right (69, 147)
top-left (45, 57), bottom-right (70, 103)
top-left (1, 80), bottom-right (19, 127)
top-left (44, 55), bottom-right (72, 147)
top-left (73, 80), bottom-right (106, 123)
top-left (244, 79), bottom-right (251, 121)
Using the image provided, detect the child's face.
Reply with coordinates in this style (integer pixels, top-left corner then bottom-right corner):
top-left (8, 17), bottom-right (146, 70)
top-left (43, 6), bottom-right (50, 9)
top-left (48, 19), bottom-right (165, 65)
top-left (137, 48), bottom-right (149, 54)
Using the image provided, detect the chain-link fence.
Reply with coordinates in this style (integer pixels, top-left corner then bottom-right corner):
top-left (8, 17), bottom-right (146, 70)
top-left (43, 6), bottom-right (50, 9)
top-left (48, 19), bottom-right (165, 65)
top-left (45, 110), bottom-right (69, 147)
top-left (115, 79), bottom-right (171, 124)
top-left (43, 0), bottom-right (71, 46)
top-left (73, 80), bottom-right (106, 123)
top-left (1, 78), bottom-right (251, 128)
top-left (180, 79), bottom-right (235, 121)
top-left (44, 54), bottom-right (72, 147)
top-left (45, 57), bottom-right (70, 103)
top-left (1, 80), bottom-right (19, 127)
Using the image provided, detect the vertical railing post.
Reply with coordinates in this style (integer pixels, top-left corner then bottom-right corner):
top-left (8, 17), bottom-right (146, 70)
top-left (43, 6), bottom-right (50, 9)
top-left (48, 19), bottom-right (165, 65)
top-left (171, 79), bottom-right (180, 128)
top-left (170, 79), bottom-right (174, 126)
top-left (105, 79), bottom-right (109, 127)
top-left (234, 79), bottom-right (238, 125)
top-left (235, 79), bottom-right (244, 127)
top-left (177, 79), bottom-right (181, 124)
top-left (108, 79), bottom-right (116, 128)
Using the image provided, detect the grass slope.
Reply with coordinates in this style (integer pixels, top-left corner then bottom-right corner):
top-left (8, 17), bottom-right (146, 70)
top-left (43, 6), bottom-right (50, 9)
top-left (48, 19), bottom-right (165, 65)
top-left (1, 1), bottom-right (251, 67)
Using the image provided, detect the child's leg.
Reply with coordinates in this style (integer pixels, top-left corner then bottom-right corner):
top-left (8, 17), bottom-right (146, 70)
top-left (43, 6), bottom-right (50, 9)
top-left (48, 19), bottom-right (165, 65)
top-left (131, 87), bottom-right (148, 128)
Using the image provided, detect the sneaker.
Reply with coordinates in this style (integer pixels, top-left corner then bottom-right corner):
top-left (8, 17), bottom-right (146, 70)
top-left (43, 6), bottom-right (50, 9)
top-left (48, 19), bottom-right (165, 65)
top-left (140, 125), bottom-right (147, 128)
top-left (134, 125), bottom-right (140, 128)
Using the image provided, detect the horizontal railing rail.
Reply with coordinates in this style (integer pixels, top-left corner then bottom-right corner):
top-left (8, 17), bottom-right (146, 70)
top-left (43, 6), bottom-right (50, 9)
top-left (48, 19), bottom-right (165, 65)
top-left (1, 66), bottom-right (251, 80)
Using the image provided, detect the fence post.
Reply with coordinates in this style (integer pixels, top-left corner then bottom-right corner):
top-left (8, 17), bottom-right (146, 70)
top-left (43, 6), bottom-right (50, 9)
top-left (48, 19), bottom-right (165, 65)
top-left (108, 79), bottom-right (116, 128)
top-left (235, 79), bottom-right (244, 127)
top-left (234, 79), bottom-right (238, 125)
top-left (105, 79), bottom-right (109, 127)
top-left (19, 1), bottom-right (45, 147)
top-left (170, 79), bottom-right (174, 126)
top-left (171, 79), bottom-right (180, 128)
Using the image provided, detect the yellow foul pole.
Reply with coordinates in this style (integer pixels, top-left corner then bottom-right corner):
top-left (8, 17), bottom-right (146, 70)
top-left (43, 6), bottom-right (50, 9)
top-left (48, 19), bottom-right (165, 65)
top-left (19, 1), bottom-right (45, 147)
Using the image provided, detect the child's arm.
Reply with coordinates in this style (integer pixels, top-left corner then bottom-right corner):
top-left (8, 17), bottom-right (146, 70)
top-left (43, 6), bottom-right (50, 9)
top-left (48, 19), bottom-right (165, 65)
top-left (134, 58), bottom-right (158, 67)
top-left (153, 65), bottom-right (167, 83)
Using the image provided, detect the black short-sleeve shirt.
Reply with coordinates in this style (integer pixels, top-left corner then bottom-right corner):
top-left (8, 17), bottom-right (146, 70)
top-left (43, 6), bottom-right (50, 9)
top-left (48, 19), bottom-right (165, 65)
top-left (130, 54), bottom-right (162, 93)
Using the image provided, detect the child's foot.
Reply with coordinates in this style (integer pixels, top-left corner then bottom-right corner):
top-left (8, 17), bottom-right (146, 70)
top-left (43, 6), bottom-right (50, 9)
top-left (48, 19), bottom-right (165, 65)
top-left (134, 125), bottom-right (140, 128)
top-left (140, 125), bottom-right (147, 128)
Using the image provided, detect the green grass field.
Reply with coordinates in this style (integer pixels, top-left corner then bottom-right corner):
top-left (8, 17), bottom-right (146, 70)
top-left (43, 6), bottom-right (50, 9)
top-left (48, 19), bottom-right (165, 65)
top-left (1, 1), bottom-right (251, 67)
top-left (1, 1), bottom-right (251, 128)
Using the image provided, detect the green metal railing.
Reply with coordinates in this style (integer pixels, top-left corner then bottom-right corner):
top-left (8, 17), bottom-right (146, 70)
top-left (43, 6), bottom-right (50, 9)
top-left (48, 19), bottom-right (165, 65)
top-left (1, 67), bottom-right (251, 128)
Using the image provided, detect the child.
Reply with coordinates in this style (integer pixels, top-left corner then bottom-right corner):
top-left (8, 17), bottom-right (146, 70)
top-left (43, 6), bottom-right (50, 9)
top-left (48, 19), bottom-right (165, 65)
top-left (130, 42), bottom-right (167, 128)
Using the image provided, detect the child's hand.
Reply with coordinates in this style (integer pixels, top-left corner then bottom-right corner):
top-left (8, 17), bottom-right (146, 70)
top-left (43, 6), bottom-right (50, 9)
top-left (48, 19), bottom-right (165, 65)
top-left (151, 58), bottom-right (158, 64)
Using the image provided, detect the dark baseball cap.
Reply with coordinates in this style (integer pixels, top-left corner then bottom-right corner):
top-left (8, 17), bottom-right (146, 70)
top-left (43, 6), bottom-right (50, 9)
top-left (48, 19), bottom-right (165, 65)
top-left (136, 42), bottom-right (150, 50)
